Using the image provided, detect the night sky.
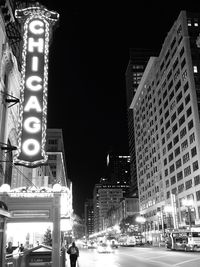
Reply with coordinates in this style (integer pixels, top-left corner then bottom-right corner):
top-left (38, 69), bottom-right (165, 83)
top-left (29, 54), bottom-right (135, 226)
top-left (38, 1), bottom-right (200, 216)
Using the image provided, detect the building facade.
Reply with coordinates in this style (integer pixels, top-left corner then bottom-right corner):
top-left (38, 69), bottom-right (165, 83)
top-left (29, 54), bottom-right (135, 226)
top-left (84, 198), bottom-right (94, 237)
top-left (93, 181), bottom-right (130, 232)
top-left (131, 11), bottom-right (200, 242)
top-left (125, 48), bottom-right (158, 197)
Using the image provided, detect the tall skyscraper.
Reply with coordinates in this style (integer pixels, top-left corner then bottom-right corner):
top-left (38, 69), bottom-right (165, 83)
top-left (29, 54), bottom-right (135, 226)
top-left (106, 152), bottom-right (131, 185)
top-left (84, 199), bottom-right (94, 237)
top-left (131, 11), bottom-right (200, 241)
top-left (125, 48), bottom-right (158, 197)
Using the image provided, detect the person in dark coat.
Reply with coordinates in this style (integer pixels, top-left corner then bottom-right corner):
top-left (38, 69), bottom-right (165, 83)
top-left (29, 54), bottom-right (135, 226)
top-left (67, 241), bottom-right (79, 267)
top-left (6, 242), bottom-right (14, 258)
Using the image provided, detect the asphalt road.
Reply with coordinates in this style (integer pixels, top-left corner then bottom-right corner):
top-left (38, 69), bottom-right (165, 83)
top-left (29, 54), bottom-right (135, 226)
top-left (65, 246), bottom-right (200, 267)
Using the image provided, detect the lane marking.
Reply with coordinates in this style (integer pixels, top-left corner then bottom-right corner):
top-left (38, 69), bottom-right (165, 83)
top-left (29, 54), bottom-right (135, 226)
top-left (173, 257), bottom-right (200, 266)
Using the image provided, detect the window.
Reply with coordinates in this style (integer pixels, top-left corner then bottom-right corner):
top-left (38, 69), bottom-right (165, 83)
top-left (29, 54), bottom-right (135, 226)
top-left (167, 70), bottom-right (172, 80)
top-left (179, 46), bottom-right (185, 57)
top-left (173, 58), bottom-right (179, 70)
top-left (178, 184), bottom-right (184, 193)
top-left (181, 139), bottom-right (188, 151)
top-left (171, 176), bottom-right (176, 185)
top-left (181, 58), bottom-right (186, 69)
top-left (164, 158), bottom-right (167, 166)
top-left (176, 158), bottom-right (182, 169)
top-left (191, 147), bottom-right (197, 157)
top-left (179, 115), bottom-right (185, 127)
top-left (183, 152), bottom-right (190, 164)
top-left (165, 169), bottom-right (168, 177)
top-left (177, 171), bottom-right (183, 181)
top-left (164, 100), bottom-right (169, 109)
top-left (194, 175), bottom-right (200, 186)
top-left (178, 103), bottom-right (184, 114)
top-left (162, 137), bottom-right (165, 145)
top-left (175, 80), bottom-right (181, 92)
top-left (165, 120), bottom-right (170, 130)
top-left (189, 132), bottom-right (195, 144)
top-left (188, 120), bottom-right (194, 131)
top-left (184, 166), bottom-right (191, 177)
top-left (170, 164), bottom-right (175, 173)
top-left (194, 66), bottom-right (198, 73)
top-left (166, 180), bottom-right (169, 187)
top-left (172, 123), bottom-right (178, 134)
top-left (185, 94), bottom-right (190, 105)
top-left (165, 110), bottom-right (169, 119)
top-left (172, 187), bottom-right (177, 195)
top-left (167, 191), bottom-right (170, 199)
top-left (184, 81), bottom-right (189, 93)
top-left (180, 127), bottom-right (187, 139)
top-left (167, 142), bottom-right (173, 151)
top-left (169, 90), bottom-right (174, 101)
top-left (196, 190), bottom-right (200, 201)
top-left (171, 112), bottom-right (176, 123)
top-left (185, 179), bottom-right (192, 190)
top-left (163, 90), bottom-right (168, 100)
top-left (169, 153), bottom-right (174, 162)
top-left (175, 146), bottom-right (180, 157)
top-left (186, 107), bottom-right (192, 117)
top-left (166, 130), bottom-right (172, 140)
top-left (171, 38), bottom-right (176, 50)
top-left (193, 160), bottom-right (199, 172)
top-left (173, 135), bottom-right (179, 145)
top-left (182, 69), bottom-right (188, 81)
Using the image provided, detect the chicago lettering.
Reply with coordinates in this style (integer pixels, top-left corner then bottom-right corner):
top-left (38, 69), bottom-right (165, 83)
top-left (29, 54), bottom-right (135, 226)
top-left (22, 19), bottom-right (44, 157)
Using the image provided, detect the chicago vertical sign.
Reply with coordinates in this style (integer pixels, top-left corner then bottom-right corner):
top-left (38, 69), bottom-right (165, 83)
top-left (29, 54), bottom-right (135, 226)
top-left (14, 6), bottom-right (59, 167)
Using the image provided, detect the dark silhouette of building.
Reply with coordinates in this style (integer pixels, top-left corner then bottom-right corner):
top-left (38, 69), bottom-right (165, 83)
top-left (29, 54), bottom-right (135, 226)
top-left (106, 151), bottom-right (131, 185)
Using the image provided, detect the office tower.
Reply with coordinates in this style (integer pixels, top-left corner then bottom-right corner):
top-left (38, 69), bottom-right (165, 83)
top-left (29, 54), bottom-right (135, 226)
top-left (106, 152), bottom-right (131, 185)
top-left (84, 199), bottom-right (94, 237)
top-left (93, 180), bottom-right (130, 232)
top-left (131, 11), bottom-right (200, 240)
top-left (125, 48), bottom-right (158, 197)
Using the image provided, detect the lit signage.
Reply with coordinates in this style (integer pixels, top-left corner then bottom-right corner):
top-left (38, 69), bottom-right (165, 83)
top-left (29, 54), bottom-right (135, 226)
top-left (14, 6), bottom-right (59, 167)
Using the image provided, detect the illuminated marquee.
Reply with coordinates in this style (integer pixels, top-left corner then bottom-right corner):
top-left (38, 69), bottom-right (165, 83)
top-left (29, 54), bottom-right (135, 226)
top-left (14, 6), bottom-right (59, 167)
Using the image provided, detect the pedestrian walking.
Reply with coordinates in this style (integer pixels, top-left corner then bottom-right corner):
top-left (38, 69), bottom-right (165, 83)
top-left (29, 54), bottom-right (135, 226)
top-left (67, 241), bottom-right (79, 267)
top-left (6, 242), bottom-right (14, 258)
top-left (19, 243), bottom-right (25, 252)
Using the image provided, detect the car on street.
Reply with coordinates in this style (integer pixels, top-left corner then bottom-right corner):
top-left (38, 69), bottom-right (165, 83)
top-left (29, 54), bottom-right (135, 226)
top-left (97, 243), bottom-right (113, 253)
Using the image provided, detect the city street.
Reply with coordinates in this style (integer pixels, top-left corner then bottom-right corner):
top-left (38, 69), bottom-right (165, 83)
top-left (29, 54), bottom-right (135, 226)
top-left (65, 246), bottom-right (200, 267)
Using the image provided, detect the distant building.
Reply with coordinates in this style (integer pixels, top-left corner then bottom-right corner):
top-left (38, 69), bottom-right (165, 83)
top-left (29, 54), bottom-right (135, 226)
top-left (131, 11), bottom-right (200, 242)
top-left (93, 181), bottom-right (130, 232)
top-left (125, 48), bottom-right (158, 197)
top-left (84, 199), bottom-right (94, 237)
top-left (106, 152), bottom-right (131, 185)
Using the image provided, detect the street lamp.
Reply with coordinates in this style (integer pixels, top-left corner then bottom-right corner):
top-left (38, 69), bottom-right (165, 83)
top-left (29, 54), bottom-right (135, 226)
top-left (182, 199), bottom-right (194, 230)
